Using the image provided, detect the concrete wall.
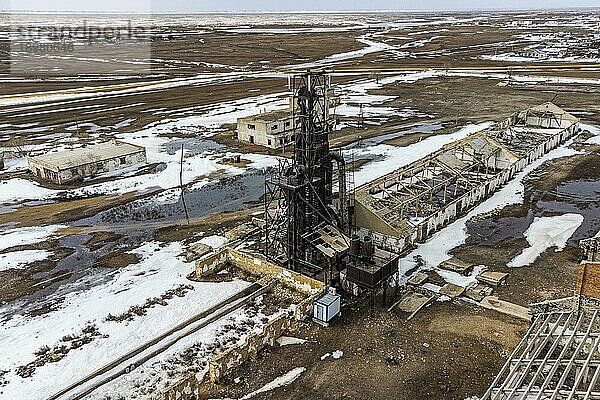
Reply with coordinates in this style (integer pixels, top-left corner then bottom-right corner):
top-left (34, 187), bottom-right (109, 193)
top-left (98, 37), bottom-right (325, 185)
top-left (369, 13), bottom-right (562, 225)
top-left (354, 198), bottom-right (402, 238)
top-left (160, 374), bottom-right (199, 400)
top-left (195, 250), bottom-right (229, 276)
top-left (237, 115), bottom-right (298, 149)
top-left (161, 249), bottom-right (322, 400)
top-left (160, 310), bottom-right (298, 400)
top-left (196, 248), bottom-right (324, 297)
top-left (209, 313), bottom-right (294, 383)
top-left (159, 313), bottom-right (300, 400)
top-left (577, 262), bottom-right (600, 299)
top-left (580, 235), bottom-right (600, 262)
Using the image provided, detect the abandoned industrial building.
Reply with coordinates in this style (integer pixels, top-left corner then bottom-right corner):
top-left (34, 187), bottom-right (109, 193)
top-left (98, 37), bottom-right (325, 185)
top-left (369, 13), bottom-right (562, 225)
top-left (4, 8), bottom-right (600, 400)
top-left (237, 109), bottom-right (300, 149)
top-left (28, 140), bottom-right (147, 184)
top-left (354, 102), bottom-right (580, 253)
top-left (237, 87), bottom-right (339, 149)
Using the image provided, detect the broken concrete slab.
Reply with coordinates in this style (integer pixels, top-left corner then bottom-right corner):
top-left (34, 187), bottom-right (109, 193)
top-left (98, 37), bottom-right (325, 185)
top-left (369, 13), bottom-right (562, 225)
top-left (440, 258), bottom-right (474, 275)
top-left (464, 282), bottom-right (494, 302)
top-left (480, 296), bottom-right (531, 321)
top-left (185, 242), bottom-right (212, 262)
top-left (477, 271), bottom-right (509, 287)
top-left (408, 272), bottom-right (428, 286)
top-left (225, 223), bottom-right (256, 242)
top-left (439, 283), bottom-right (465, 298)
top-left (391, 292), bottom-right (433, 314)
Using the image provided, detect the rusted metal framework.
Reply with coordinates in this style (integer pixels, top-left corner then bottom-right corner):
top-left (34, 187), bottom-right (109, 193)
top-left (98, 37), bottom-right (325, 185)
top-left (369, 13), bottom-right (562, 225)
top-left (264, 71), bottom-right (350, 272)
top-left (482, 309), bottom-right (600, 400)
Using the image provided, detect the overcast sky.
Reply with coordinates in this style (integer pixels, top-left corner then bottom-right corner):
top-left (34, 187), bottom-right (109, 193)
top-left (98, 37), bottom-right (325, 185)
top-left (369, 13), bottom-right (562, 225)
top-left (4, 0), bottom-right (600, 12)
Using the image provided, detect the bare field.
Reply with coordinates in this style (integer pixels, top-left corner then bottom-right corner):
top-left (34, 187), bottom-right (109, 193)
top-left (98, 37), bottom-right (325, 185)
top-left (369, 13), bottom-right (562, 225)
top-left (0, 10), bottom-right (599, 400)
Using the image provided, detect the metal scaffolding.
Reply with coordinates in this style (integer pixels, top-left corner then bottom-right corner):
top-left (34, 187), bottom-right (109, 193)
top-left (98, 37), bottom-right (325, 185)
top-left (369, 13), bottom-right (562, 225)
top-left (264, 71), bottom-right (350, 273)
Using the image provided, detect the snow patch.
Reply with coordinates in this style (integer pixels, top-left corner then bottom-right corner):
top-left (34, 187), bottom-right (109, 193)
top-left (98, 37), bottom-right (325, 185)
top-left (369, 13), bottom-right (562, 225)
top-left (507, 213), bottom-right (584, 268)
top-left (348, 122), bottom-right (492, 186)
top-left (0, 249), bottom-right (52, 271)
top-left (0, 241), bottom-right (251, 398)
top-left (581, 123), bottom-right (600, 145)
top-left (0, 225), bottom-right (66, 252)
top-left (276, 336), bottom-right (308, 346)
top-left (332, 350), bottom-right (344, 359)
top-left (398, 141), bottom-right (583, 286)
top-left (239, 367), bottom-right (306, 399)
top-left (199, 235), bottom-right (228, 249)
top-left (0, 178), bottom-right (60, 204)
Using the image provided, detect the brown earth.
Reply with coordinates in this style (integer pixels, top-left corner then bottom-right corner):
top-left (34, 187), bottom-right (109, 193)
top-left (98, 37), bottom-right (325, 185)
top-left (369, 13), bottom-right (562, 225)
top-left (203, 298), bottom-right (527, 400)
top-left (0, 11), bottom-right (599, 399)
top-left (0, 192), bottom-right (146, 227)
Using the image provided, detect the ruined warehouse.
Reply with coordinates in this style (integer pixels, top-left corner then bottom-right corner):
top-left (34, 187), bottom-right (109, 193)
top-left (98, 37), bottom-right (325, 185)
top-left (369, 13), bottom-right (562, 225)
top-left (354, 102), bottom-right (580, 252)
top-left (28, 140), bottom-right (147, 184)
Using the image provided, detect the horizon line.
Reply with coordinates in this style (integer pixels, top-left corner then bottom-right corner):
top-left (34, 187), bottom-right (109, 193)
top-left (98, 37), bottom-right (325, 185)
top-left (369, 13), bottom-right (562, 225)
top-left (1, 7), bottom-right (600, 14)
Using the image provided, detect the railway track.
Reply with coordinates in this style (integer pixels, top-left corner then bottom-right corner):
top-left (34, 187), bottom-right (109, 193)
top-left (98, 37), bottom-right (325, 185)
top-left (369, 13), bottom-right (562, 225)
top-left (48, 280), bottom-right (273, 400)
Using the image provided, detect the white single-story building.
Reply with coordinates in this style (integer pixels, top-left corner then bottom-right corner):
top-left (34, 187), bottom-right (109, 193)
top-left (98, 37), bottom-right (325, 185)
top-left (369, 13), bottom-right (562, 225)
top-left (28, 140), bottom-right (147, 184)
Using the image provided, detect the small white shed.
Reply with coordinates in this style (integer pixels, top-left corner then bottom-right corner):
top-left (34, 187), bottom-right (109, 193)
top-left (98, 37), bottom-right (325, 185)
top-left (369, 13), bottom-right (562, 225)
top-left (313, 292), bottom-right (341, 326)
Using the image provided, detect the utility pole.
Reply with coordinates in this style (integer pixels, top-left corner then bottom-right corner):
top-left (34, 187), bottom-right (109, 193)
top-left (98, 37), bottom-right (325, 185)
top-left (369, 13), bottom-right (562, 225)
top-left (179, 144), bottom-right (190, 225)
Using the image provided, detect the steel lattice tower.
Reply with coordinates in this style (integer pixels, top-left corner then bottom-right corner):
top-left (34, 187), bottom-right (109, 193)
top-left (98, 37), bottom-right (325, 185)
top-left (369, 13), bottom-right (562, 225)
top-left (264, 71), bottom-right (337, 271)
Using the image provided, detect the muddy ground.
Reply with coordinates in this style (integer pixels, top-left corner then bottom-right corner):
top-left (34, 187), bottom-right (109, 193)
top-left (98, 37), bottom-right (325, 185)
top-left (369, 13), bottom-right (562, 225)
top-left (453, 146), bottom-right (600, 306)
top-left (204, 297), bottom-right (527, 400)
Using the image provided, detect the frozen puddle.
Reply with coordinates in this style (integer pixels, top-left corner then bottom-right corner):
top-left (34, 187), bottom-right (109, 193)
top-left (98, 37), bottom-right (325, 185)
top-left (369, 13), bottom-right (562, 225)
top-left (508, 213), bottom-right (584, 268)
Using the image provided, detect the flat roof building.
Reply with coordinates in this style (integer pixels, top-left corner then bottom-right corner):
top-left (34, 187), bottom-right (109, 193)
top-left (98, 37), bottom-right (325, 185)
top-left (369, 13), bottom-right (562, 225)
top-left (237, 88), bottom-right (339, 150)
top-left (28, 140), bottom-right (146, 185)
top-left (237, 109), bottom-right (300, 149)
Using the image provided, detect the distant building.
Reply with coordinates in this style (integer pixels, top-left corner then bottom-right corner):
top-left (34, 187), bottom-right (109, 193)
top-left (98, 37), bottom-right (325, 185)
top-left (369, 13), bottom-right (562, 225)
top-left (28, 140), bottom-right (146, 184)
top-left (237, 89), bottom-right (340, 150)
top-left (237, 109), bottom-right (300, 149)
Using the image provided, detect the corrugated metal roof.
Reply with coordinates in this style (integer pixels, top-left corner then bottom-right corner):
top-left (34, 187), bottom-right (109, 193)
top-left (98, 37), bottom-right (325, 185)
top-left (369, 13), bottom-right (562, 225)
top-left (28, 141), bottom-right (145, 171)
